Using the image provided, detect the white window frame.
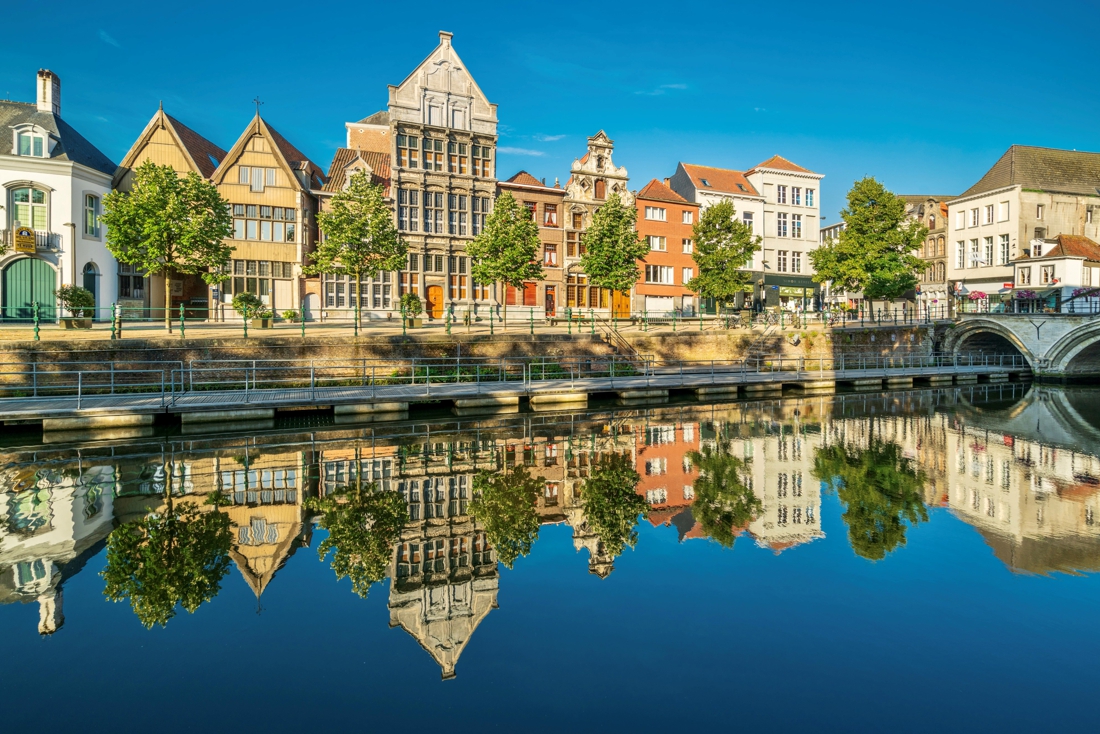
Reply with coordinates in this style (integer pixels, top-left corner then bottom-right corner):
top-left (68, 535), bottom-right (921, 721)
top-left (648, 235), bottom-right (666, 252)
top-left (682, 210), bottom-right (693, 225)
top-left (682, 267), bottom-right (694, 283)
top-left (983, 204), bottom-right (994, 225)
top-left (83, 194), bottom-right (99, 237)
top-left (644, 206), bottom-right (666, 221)
top-left (999, 234), bottom-right (1010, 265)
top-left (969, 208), bottom-right (979, 227)
top-left (682, 238), bottom-right (693, 254)
top-left (955, 211), bottom-right (965, 230)
top-left (998, 201), bottom-right (1010, 222)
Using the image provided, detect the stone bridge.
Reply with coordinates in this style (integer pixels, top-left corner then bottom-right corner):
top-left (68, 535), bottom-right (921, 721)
top-left (945, 314), bottom-right (1100, 381)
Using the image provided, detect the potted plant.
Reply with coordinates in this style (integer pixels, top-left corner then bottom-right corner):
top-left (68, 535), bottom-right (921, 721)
top-left (57, 285), bottom-right (95, 329)
top-left (282, 309), bottom-right (300, 323)
top-left (231, 292), bottom-right (269, 329)
top-left (401, 293), bottom-right (423, 328)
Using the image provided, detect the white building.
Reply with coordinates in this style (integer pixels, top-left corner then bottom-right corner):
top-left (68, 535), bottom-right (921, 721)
top-left (670, 156), bottom-right (823, 310)
top-left (1011, 234), bottom-right (1100, 313)
top-left (0, 70), bottom-right (117, 321)
top-left (946, 145), bottom-right (1100, 310)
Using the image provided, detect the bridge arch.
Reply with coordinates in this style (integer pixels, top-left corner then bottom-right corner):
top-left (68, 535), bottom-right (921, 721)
top-left (943, 318), bottom-right (1036, 368)
top-left (1045, 320), bottom-right (1100, 378)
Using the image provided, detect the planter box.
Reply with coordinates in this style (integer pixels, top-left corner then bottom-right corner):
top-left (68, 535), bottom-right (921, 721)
top-left (251, 318), bottom-right (273, 329)
top-left (408, 318), bottom-right (423, 328)
top-left (61, 317), bottom-right (92, 329)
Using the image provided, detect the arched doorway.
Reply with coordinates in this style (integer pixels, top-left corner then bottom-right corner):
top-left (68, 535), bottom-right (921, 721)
top-left (2, 258), bottom-right (56, 322)
top-left (82, 262), bottom-right (99, 318)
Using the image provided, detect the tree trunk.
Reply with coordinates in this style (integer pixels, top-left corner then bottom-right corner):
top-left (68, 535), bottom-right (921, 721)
top-left (501, 282), bottom-right (507, 330)
top-left (354, 272), bottom-right (363, 336)
top-left (164, 271), bottom-right (173, 333)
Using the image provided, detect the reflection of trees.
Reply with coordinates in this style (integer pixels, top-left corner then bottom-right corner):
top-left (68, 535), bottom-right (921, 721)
top-left (813, 434), bottom-right (928, 561)
top-left (305, 485), bottom-right (407, 598)
top-left (469, 466), bottom-right (542, 569)
top-left (580, 453), bottom-right (648, 558)
top-left (687, 441), bottom-right (762, 548)
top-left (101, 492), bottom-right (232, 629)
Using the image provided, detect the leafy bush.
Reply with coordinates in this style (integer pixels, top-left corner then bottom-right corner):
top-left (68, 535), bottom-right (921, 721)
top-left (231, 292), bottom-right (264, 319)
top-left (57, 285), bottom-right (95, 318)
top-left (400, 293), bottom-right (423, 318)
top-left (282, 309), bottom-right (300, 322)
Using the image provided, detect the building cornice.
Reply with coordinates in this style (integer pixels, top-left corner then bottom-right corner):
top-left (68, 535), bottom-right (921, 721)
top-left (948, 184), bottom-right (1020, 206)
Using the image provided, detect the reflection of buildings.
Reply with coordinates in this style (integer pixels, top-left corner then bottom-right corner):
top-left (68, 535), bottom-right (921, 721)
top-left (0, 464), bottom-right (115, 634)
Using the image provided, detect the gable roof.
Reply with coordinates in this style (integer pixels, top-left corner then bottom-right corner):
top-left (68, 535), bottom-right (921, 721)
top-left (502, 170), bottom-right (547, 187)
top-left (356, 110), bottom-right (390, 125)
top-left (679, 163), bottom-right (760, 197)
top-left (0, 99), bottom-right (115, 176)
top-left (637, 178), bottom-right (691, 204)
top-left (748, 154), bottom-right (816, 175)
top-left (1020, 234), bottom-right (1100, 261)
top-left (114, 108), bottom-right (227, 184)
top-left (961, 145), bottom-right (1100, 198)
top-left (212, 115), bottom-right (323, 189)
top-left (321, 148), bottom-right (391, 194)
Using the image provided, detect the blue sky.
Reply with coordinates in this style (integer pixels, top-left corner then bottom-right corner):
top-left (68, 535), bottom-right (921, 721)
top-left (4, 0), bottom-right (1099, 220)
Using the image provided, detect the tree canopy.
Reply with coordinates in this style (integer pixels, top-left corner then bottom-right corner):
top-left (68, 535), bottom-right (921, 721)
top-left (101, 492), bottom-right (232, 629)
top-left (809, 177), bottom-right (927, 301)
top-left (687, 440), bottom-right (762, 548)
top-left (812, 433), bottom-right (928, 561)
top-left (468, 465), bottom-right (544, 569)
top-left (580, 452), bottom-right (647, 558)
top-left (304, 485), bottom-right (408, 598)
top-left (466, 190), bottom-right (543, 324)
top-left (580, 193), bottom-right (648, 296)
top-left (685, 199), bottom-right (760, 309)
top-left (306, 171), bottom-right (408, 330)
top-left (101, 161), bottom-right (233, 329)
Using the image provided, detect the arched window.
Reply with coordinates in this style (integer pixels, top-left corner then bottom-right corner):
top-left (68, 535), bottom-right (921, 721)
top-left (937, 262), bottom-right (945, 281)
top-left (12, 187), bottom-right (48, 230)
top-left (928, 215), bottom-right (936, 228)
top-left (938, 236), bottom-right (945, 257)
top-left (594, 179), bottom-right (606, 200)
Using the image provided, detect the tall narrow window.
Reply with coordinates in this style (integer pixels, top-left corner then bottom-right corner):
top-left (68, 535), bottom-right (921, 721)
top-left (83, 194), bottom-right (99, 236)
top-left (544, 204), bottom-right (558, 227)
top-left (776, 185), bottom-right (787, 204)
top-left (792, 187), bottom-right (801, 205)
top-left (396, 135), bottom-right (418, 168)
top-left (251, 167), bottom-right (264, 192)
top-left (806, 189), bottom-right (814, 207)
top-left (999, 234), bottom-right (1010, 265)
top-left (594, 179), bottom-right (606, 199)
top-left (777, 212), bottom-right (788, 237)
top-left (792, 251), bottom-right (802, 273)
top-left (792, 214), bottom-right (802, 238)
top-left (777, 250), bottom-right (788, 272)
top-left (239, 166), bottom-right (250, 185)
top-left (472, 145), bottom-right (492, 177)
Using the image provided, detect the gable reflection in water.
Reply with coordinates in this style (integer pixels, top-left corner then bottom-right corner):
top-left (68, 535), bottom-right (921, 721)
top-left (3, 384), bottom-right (1100, 677)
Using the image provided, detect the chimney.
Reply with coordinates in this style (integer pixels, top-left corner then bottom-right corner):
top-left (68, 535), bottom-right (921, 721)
top-left (37, 69), bottom-right (60, 116)
top-left (663, 177), bottom-right (671, 187)
top-left (541, 177), bottom-right (546, 185)
top-left (439, 30), bottom-right (453, 45)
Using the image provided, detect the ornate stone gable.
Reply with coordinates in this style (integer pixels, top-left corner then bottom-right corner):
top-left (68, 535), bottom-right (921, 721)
top-left (388, 31), bottom-right (498, 135)
top-left (564, 130), bottom-right (631, 207)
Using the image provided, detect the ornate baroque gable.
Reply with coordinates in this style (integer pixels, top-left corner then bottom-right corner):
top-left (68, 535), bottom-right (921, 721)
top-left (564, 130), bottom-right (632, 207)
top-left (388, 31), bottom-right (498, 136)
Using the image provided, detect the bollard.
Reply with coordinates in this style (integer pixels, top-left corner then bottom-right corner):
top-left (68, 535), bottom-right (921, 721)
top-left (179, 303), bottom-right (186, 339)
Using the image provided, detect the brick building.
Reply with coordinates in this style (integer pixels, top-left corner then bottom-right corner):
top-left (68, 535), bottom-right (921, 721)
top-left (497, 171), bottom-right (566, 319)
top-left (634, 179), bottom-right (700, 316)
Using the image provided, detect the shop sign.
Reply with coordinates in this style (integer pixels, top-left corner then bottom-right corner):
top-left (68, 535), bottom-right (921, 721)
top-left (13, 226), bottom-right (36, 254)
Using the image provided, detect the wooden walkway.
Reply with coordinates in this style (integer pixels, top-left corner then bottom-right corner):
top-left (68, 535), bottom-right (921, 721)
top-left (0, 362), bottom-right (1030, 423)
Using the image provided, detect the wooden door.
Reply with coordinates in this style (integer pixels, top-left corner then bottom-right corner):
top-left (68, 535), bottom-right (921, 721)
top-left (612, 290), bottom-right (631, 319)
top-left (426, 285), bottom-right (444, 319)
top-left (545, 286), bottom-right (556, 317)
top-left (3, 258), bottom-right (56, 322)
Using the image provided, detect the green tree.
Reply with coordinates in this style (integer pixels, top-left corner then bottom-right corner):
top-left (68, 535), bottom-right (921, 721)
top-left (101, 161), bottom-right (232, 331)
top-left (685, 199), bottom-right (760, 312)
top-left (581, 452), bottom-right (648, 558)
top-left (101, 491), bottom-right (232, 629)
top-left (306, 171), bottom-right (408, 335)
top-left (579, 193), bottom-right (648, 320)
top-left (469, 465), bottom-right (543, 569)
top-left (812, 432), bottom-right (928, 561)
top-left (304, 485), bottom-right (408, 598)
top-left (687, 440), bottom-right (762, 548)
top-left (466, 190), bottom-right (543, 328)
top-left (809, 177), bottom-right (927, 304)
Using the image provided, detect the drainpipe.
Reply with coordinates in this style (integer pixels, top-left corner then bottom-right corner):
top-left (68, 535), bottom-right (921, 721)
top-left (64, 222), bottom-right (76, 286)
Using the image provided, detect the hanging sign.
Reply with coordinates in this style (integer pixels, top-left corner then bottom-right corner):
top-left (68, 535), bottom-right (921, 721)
top-left (13, 226), bottom-right (36, 254)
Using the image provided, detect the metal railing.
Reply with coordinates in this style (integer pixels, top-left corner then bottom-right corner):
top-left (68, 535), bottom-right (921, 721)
top-left (0, 353), bottom-right (1030, 409)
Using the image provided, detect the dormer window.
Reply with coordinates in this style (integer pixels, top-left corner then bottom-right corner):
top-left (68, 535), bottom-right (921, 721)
top-left (701, 179), bottom-right (711, 187)
top-left (17, 132), bottom-right (45, 157)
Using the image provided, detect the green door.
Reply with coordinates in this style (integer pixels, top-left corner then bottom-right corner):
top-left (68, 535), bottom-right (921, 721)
top-left (3, 258), bottom-right (56, 322)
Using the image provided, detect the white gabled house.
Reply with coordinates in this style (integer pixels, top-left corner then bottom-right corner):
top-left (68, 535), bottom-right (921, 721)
top-left (0, 70), bottom-right (117, 321)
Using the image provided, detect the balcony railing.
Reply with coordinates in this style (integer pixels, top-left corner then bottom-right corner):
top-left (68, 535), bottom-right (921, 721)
top-left (0, 229), bottom-right (61, 252)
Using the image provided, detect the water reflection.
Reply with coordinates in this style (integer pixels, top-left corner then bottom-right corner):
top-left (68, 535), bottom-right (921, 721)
top-left (3, 383), bottom-right (1100, 679)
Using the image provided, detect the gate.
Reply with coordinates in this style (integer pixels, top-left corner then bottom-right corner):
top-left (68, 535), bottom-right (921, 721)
top-left (2, 258), bottom-right (56, 322)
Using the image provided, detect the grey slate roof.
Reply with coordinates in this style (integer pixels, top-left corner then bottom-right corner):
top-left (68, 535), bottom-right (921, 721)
top-left (355, 110), bottom-right (390, 125)
top-left (961, 145), bottom-right (1100, 199)
top-left (0, 100), bottom-right (116, 176)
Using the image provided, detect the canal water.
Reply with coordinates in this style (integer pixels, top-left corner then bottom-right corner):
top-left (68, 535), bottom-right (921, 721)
top-left (2, 383), bottom-right (1099, 732)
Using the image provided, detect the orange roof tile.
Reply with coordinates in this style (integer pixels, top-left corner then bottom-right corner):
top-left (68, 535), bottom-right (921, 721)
top-left (748, 154), bottom-right (816, 175)
top-left (322, 148), bottom-right (391, 195)
top-left (680, 164), bottom-right (760, 196)
top-left (637, 178), bottom-right (693, 205)
top-left (503, 170), bottom-right (545, 187)
top-left (1043, 234), bottom-right (1100, 261)
top-left (165, 114), bottom-right (226, 179)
